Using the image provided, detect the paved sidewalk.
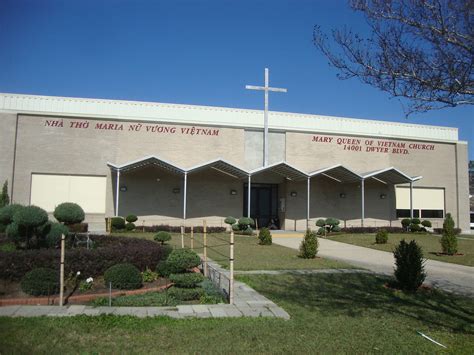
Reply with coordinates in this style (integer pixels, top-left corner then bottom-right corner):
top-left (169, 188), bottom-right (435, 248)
top-left (0, 260), bottom-right (290, 320)
top-left (273, 235), bottom-right (474, 296)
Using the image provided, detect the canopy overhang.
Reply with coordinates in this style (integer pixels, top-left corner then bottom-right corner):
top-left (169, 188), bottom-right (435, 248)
top-left (309, 164), bottom-right (362, 183)
top-left (362, 167), bottom-right (422, 184)
top-left (107, 155), bottom-right (185, 175)
top-left (249, 161), bottom-right (308, 181)
top-left (186, 159), bottom-right (249, 179)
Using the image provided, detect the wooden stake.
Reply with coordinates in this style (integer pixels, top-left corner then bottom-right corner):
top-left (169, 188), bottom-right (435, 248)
top-left (229, 229), bottom-right (234, 304)
top-left (203, 220), bottom-right (207, 277)
top-left (59, 234), bottom-right (65, 306)
top-left (181, 225), bottom-right (184, 248)
top-left (191, 226), bottom-right (194, 250)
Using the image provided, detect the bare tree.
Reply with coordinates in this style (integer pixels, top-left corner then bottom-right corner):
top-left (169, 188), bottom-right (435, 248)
top-left (313, 0), bottom-right (473, 115)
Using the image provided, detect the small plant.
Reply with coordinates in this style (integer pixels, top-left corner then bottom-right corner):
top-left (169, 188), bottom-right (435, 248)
top-left (21, 268), bottom-right (59, 296)
top-left (166, 249), bottom-right (201, 273)
top-left (125, 222), bottom-right (135, 231)
top-left (258, 227), bottom-right (272, 245)
top-left (224, 216), bottom-right (236, 225)
top-left (393, 239), bottom-right (426, 291)
top-left (126, 214), bottom-right (138, 223)
top-left (154, 231), bottom-right (172, 245)
top-left (375, 229), bottom-right (388, 244)
top-left (421, 220), bottom-right (432, 228)
top-left (299, 229), bottom-right (318, 258)
top-left (440, 213), bottom-right (458, 255)
top-left (169, 272), bottom-right (205, 288)
top-left (401, 218), bottom-right (411, 230)
top-left (53, 202), bottom-right (85, 225)
top-left (104, 263), bottom-right (142, 290)
top-left (111, 217), bottom-right (126, 230)
top-left (79, 277), bottom-right (94, 292)
top-left (141, 268), bottom-right (158, 283)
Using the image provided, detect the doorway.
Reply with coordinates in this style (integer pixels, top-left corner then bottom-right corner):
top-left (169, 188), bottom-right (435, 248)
top-left (243, 183), bottom-right (279, 229)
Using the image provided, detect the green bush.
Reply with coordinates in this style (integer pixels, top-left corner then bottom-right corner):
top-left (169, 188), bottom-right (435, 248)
top-left (299, 229), bottom-right (318, 258)
top-left (111, 217), bottom-right (126, 230)
top-left (104, 263), bottom-right (142, 290)
top-left (332, 225), bottom-right (341, 232)
top-left (411, 218), bottom-right (421, 225)
top-left (0, 180), bottom-right (9, 208)
top-left (5, 222), bottom-right (21, 243)
top-left (12, 205), bottom-right (48, 248)
top-left (421, 220), bottom-right (432, 228)
top-left (0, 242), bottom-right (16, 252)
top-left (231, 224), bottom-right (240, 231)
top-left (238, 217), bottom-right (254, 230)
top-left (126, 214), bottom-right (138, 223)
top-left (169, 272), bottom-right (205, 288)
top-left (125, 222), bottom-right (135, 231)
top-left (167, 287), bottom-right (205, 301)
top-left (141, 268), bottom-right (158, 283)
top-left (21, 268), bottom-right (59, 296)
top-left (156, 260), bottom-right (174, 278)
top-left (53, 202), bottom-right (85, 225)
top-left (0, 223), bottom-right (5, 233)
top-left (154, 231), bottom-right (171, 245)
top-left (224, 216), bottom-right (236, 225)
top-left (315, 218), bottom-right (340, 236)
top-left (315, 219), bottom-right (326, 227)
top-left (409, 223), bottom-right (422, 232)
top-left (441, 213), bottom-right (457, 255)
top-left (401, 218), bottom-right (411, 229)
top-left (0, 204), bottom-right (24, 225)
top-left (393, 239), bottom-right (426, 291)
top-left (375, 229), bottom-right (388, 244)
top-left (45, 222), bottom-right (69, 248)
top-left (258, 227), bottom-right (272, 245)
top-left (166, 249), bottom-right (201, 273)
top-left (242, 226), bottom-right (253, 235)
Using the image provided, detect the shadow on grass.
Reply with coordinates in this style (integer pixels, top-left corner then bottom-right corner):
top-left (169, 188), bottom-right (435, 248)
top-left (242, 273), bottom-right (474, 334)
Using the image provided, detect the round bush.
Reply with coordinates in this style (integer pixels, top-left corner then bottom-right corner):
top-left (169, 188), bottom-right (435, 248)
top-left (242, 226), bottom-right (253, 235)
top-left (315, 219), bottom-right (326, 227)
top-left (316, 227), bottom-right (325, 235)
top-left (299, 229), bottom-right (318, 258)
top-left (411, 218), bottom-right (421, 225)
top-left (126, 214), bottom-right (138, 223)
top-left (21, 268), bottom-right (59, 296)
top-left (231, 224), bottom-right (240, 231)
top-left (111, 217), bottom-right (126, 230)
top-left (156, 260), bottom-right (174, 277)
top-left (154, 231), bottom-right (171, 245)
top-left (410, 223), bottom-right (422, 232)
top-left (375, 229), bottom-right (388, 244)
top-left (45, 222), bottom-right (69, 248)
top-left (421, 220), bottom-right (432, 228)
top-left (125, 222), bottom-right (136, 231)
top-left (13, 205), bottom-right (48, 229)
top-left (169, 272), bottom-right (205, 288)
top-left (224, 216), bottom-right (236, 225)
top-left (0, 204), bottom-right (24, 225)
top-left (166, 249), bottom-right (201, 273)
top-left (53, 202), bottom-right (85, 225)
top-left (238, 217), bottom-right (254, 228)
top-left (401, 218), bottom-right (411, 228)
top-left (332, 225), bottom-right (341, 233)
top-left (104, 263), bottom-right (142, 290)
top-left (258, 227), bottom-right (272, 245)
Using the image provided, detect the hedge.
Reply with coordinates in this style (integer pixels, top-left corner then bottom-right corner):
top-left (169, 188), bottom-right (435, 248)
top-left (0, 235), bottom-right (168, 281)
top-left (142, 225), bottom-right (226, 233)
top-left (340, 227), bottom-right (405, 234)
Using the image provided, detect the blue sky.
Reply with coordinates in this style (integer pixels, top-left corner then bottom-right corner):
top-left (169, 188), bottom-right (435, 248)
top-left (0, 0), bottom-right (472, 158)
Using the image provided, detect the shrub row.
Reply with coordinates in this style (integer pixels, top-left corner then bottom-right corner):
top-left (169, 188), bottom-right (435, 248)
top-left (433, 227), bottom-right (461, 235)
top-left (0, 235), bottom-right (169, 281)
top-left (142, 225), bottom-right (226, 233)
top-left (340, 227), bottom-right (405, 234)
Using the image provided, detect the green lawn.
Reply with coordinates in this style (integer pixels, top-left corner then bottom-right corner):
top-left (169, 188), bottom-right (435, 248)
top-left (113, 232), bottom-right (353, 270)
top-left (1, 273), bottom-right (473, 353)
top-left (328, 233), bottom-right (474, 267)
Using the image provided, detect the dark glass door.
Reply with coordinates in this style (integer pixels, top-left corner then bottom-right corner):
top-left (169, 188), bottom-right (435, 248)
top-left (243, 184), bottom-right (279, 229)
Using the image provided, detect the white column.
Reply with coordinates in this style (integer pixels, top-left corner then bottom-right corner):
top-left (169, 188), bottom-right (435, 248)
top-left (115, 170), bottom-right (120, 217)
top-left (409, 181), bottom-right (413, 219)
top-left (306, 177), bottom-right (310, 230)
top-left (247, 175), bottom-right (251, 218)
top-left (361, 179), bottom-right (365, 227)
top-left (183, 172), bottom-right (188, 220)
top-left (264, 68), bottom-right (269, 167)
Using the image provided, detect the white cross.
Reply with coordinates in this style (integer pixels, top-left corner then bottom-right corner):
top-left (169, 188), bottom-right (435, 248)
top-left (246, 68), bottom-right (287, 167)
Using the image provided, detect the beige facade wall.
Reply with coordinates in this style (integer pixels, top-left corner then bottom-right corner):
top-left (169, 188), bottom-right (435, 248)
top-left (0, 113), bottom-right (17, 197)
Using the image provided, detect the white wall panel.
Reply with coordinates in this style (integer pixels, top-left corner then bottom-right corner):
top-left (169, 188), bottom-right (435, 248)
top-left (396, 187), bottom-right (444, 210)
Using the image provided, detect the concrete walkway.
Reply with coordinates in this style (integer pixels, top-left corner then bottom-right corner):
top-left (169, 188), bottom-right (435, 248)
top-left (273, 235), bottom-right (474, 296)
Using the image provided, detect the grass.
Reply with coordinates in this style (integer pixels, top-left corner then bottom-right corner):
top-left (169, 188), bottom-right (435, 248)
top-left (328, 233), bottom-right (474, 267)
top-left (1, 273), bottom-right (473, 353)
top-left (113, 231), bottom-right (353, 270)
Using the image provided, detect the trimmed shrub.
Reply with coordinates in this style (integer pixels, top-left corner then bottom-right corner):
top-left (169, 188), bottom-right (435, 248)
top-left (231, 224), bottom-right (240, 232)
top-left (433, 227), bottom-right (461, 235)
top-left (125, 222), bottom-right (135, 231)
top-left (21, 268), bottom-right (59, 296)
top-left (242, 226), bottom-right (253, 235)
top-left (111, 217), bottom-right (126, 230)
top-left (5, 222), bottom-right (21, 243)
top-left (393, 239), bottom-right (426, 291)
top-left (104, 263), bottom-right (142, 290)
top-left (46, 222), bottom-right (69, 248)
top-left (409, 223), bottom-right (422, 232)
top-left (258, 227), bottom-right (272, 245)
top-left (401, 218), bottom-right (411, 229)
top-left (167, 287), bottom-right (205, 301)
top-left (126, 214), bottom-right (138, 223)
top-left (315, 219), bottom-right (326, 228)
top-left (0, 204), bottom-right (24, 225)
top-left (53, 202), bottom-right (85, 225)
top-left (156, 260), bottom-right (174, 278)
top-left (12, 205), bottom-right (48, 248)
top-left (341, 226), bottom-right (405, 234)
top-left (316, 218), bottom-right (340, 236)
top-left (0, 235), bottom-right (168, 281)
top-left (421, 220), bottom-right (432, 228)
top-left (238, 217), bottom-right (254, 231)
top-left (224, 216), bottom-right (236, 225)
top-left (375, 229), bottom-right (388, 244)
top-left (440, 213), bottom-right (457, 255)
top-left (154, 231), bottom-right (172, 245)
top-left (169, 272), bottom-right (205, 288)
top-left (299, 229), bottom-right (318, 258)
top-left (166, 249), bottom-right (201, 273)
top-left (142, 225), bottom-right (226, 233)
top-left (411, 218), bottom-right (421, 225)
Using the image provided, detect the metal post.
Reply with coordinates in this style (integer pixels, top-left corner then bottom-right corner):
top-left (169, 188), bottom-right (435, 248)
top-left (361, 179), bottom-right (365, 227)
top-left (183, 172), bottom-right (187, 220)
top-left (247, 175), bottom-right (251, 218)
top-left (307, 177), bottom-right (310, 230)
top-left (109, 282), bottom-right (112, 307)
top-left (115, 170), bottom-right (120, 216)
top-left (409, 181), bottom-right (414, 219)
top-left (203, 220), bottom-right (208, 277)
top-left (59, 234), bottom-right (65, 306)
top-left (264, 68), bottom-right (269, 166)
top-left (191, 226), bottom-right (194, 250)
top-left (229, 229), bottom-right (234, 304)
top-left (181, 226), bottom-right (184, 249)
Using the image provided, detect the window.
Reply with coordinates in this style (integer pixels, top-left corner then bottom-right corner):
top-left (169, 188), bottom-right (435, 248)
top-left (396, 209), bottom-right (419, 218)
top-left (395, 187), bottom-right (444, 219)
top-left (421, 209), bottom-right (444, 218)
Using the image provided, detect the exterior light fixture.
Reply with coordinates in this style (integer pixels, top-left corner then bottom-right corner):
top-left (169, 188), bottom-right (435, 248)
top-left (380, 193), bottom-right (387, 199)
top-left (120, 186), bottom-right (127, 192)
top-left (173, 188), bottom-right (180, 194)
top-left (290, 191), bottom-right (297, 197)
top-left (339, 193), bottom-right (346, 198)
top-left (230, 189), bottom-right (237, 195)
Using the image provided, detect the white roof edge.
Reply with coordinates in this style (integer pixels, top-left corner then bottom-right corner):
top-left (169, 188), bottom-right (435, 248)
top-left (362, 167), bottom-right (416, 182)
top-left (0, 92), bottom-right (459, 142)
top-left (185, 158), bottom-right (249, 175)
top-left (249, 161), bottom-right (309, 177)
top-left (108, 155), bottom-right (186, 173)
top-left (309, 164), bottom-right (362, 179)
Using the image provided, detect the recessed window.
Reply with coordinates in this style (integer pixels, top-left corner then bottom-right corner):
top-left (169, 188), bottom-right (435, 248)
top-left (396, 209), bottom-right (420, 218)
top-left (421, 209), bottom-right (444, 218)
